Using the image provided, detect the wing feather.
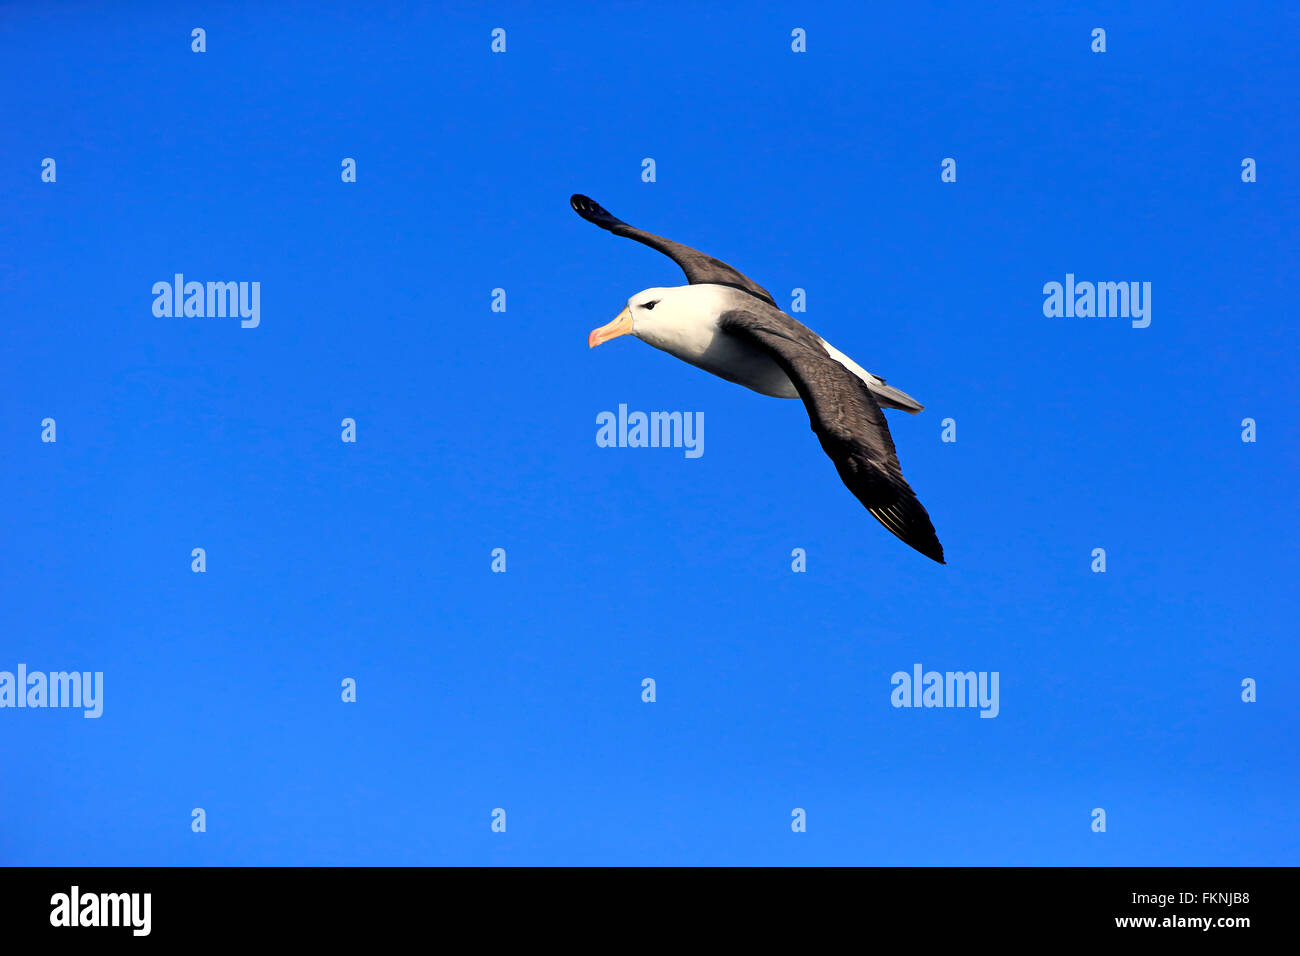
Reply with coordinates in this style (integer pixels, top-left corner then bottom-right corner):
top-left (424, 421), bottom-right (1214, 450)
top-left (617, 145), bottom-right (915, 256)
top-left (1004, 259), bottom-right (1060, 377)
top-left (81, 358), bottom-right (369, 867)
top-left (720, 309), bottom-right (945, 564)
top-left (570, 194), bottom-right (777, 307)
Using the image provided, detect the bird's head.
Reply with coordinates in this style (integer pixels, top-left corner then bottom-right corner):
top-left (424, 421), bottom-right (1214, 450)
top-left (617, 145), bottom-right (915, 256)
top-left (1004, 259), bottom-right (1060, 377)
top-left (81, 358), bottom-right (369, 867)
top-left (587, 285), bottom-right (716, 348)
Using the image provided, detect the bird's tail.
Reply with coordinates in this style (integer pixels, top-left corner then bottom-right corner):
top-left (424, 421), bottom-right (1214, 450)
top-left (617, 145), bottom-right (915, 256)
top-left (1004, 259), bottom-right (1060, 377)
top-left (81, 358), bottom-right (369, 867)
top-left (817, 338), bottom-right (925, 413)
top-left (868, 381), bottom-right (925, 414)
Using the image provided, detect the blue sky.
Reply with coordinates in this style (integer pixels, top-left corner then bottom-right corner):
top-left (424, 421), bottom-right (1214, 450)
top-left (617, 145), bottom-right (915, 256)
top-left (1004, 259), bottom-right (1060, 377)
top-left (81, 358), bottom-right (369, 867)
top-left (1, 1), bottom-right (1296, 865)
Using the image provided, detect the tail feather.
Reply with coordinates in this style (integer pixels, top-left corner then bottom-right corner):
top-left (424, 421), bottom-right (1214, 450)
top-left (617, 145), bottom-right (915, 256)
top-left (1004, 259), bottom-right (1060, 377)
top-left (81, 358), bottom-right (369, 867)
top-left (868, 381), bottom-right (924, 414)
top-left (817, 338), bottom-right (925, 413)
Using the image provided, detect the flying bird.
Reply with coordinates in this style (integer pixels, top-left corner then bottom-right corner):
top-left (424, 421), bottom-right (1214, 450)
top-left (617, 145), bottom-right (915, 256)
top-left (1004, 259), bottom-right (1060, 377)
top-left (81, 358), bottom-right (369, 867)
top-left (573, 194), bottom-right (945, 564)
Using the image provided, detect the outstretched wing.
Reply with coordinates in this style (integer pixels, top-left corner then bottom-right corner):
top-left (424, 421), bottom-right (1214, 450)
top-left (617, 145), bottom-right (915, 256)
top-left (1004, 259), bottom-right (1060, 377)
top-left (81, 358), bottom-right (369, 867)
top-left (720, 308), bottom-right (946, 564)
top-left (570, 194), bottom-right (777, 307)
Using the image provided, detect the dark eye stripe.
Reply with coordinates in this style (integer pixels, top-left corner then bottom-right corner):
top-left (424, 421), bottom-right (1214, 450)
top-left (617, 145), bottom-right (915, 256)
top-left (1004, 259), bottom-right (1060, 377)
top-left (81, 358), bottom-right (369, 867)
top-left (644, 300), bottom-right (659, 310)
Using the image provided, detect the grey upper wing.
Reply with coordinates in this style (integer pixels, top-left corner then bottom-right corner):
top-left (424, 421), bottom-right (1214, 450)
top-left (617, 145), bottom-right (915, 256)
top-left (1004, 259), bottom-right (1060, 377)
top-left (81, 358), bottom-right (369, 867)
top-left (720, 308), bottom-right (945, 564)
top-left (570, 194), bottom-right (777, 307)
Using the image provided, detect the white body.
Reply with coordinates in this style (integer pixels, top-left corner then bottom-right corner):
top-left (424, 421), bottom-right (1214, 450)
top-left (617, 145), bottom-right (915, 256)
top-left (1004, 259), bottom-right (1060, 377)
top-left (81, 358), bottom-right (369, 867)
top-left (626, 284), bottom-right (921, 410)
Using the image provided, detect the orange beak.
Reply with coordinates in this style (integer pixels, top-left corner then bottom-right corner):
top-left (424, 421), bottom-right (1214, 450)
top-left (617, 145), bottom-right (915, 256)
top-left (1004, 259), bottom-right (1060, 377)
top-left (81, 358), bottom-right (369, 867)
top-left (588, 306), bottom-right (634, 348)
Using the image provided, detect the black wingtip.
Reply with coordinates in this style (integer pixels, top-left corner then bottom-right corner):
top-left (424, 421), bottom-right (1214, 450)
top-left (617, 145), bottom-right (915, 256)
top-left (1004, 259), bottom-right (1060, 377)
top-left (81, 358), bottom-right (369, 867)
top-left (912, 537), bottom-right (946, 564)
top-left (868, 499), bottom-right (946, 565)
top-left (570, 193), bottom-right (623, 230)
top-left (570, 193), bottom-right (598, 216)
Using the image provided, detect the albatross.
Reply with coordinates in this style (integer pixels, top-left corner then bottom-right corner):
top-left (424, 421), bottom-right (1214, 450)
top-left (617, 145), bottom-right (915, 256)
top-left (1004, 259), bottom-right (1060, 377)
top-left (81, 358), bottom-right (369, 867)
top-left (573, 194), bottom-right (945, 564)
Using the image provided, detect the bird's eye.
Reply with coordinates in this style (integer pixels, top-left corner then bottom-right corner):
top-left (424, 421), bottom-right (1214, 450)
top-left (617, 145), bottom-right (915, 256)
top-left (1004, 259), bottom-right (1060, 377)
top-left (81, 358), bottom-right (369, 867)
top-left (643, 300), bottom-right (659, 310)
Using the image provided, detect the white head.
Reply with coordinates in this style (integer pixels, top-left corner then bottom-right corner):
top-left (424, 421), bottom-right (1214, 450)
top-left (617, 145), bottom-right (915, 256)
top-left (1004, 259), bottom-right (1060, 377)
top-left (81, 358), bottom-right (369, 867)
top-left (587, 284), bottom-right (729, 349)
